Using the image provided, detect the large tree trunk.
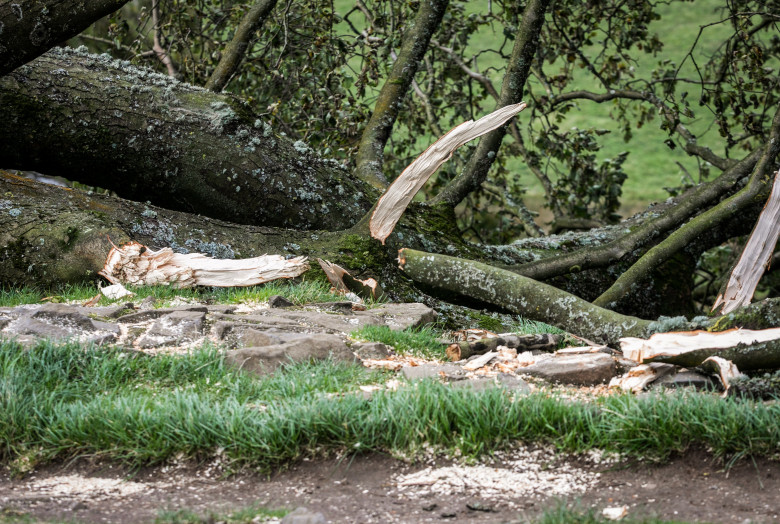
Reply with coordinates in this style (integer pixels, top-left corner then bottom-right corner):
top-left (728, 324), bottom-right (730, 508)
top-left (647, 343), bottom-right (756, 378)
top-left (0, 0), bottom-right (130, 76)
top-left (0, 47), bottom-right (375, 231)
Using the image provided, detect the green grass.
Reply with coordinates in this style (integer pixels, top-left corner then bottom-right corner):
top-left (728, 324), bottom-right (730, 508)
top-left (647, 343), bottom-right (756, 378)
top-left (2, 340), bottom-right (779, 474)
top-left (155, 505), bottom-right (287, 524)
top-left (0, 279), bottom-right (345, 308)
top-left (534, 503), bottom-right (693, 524)
top-left (350, 325), bottom-right (447, 359)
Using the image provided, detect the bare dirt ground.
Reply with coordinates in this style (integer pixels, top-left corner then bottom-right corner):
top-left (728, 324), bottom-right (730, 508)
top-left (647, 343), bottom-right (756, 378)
top-left (2, 448), bottom-right (778, 523)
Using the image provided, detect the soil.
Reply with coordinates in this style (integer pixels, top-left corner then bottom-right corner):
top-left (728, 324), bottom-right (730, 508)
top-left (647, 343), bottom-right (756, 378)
top-left (1, 449), bottom-right (778, 523)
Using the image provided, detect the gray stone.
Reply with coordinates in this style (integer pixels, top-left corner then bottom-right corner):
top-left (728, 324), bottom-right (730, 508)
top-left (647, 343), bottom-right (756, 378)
top-left (225, 334), bottom-right (355, 375)
top-left (352, 341), bottom-right (392, 359)
top-left (307, 301), bottom-right (354, 313)
top-left (281, 507), bottom-right (327, 524)
top-left (519, 353), bottom-right (617, 385)
top-left (449, 374), bottom-right (531, 393)
top-left (136, 310), bottom-right (206, 348)
top-left (268, 295), bottom-right (294, 308)
top-left (212, 321), bottom-right (310, 348)
top-left (652, 370), bottom-right (719, 390)
top-left (402, 363), bottom-right (467, 381)
top-left (371, 303), bottom-right (437, 330)
top-left (5, 304), bottom-right (120, 345)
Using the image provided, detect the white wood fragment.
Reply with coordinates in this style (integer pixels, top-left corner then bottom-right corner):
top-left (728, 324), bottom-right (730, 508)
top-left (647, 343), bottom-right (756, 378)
top-left (100, 241), bottom-right (309, 288)
top-left (609, 363), bottom-right (675, 393)
top-left (602, 506), bottom-right (629, 521)
top-left (555, 345), bottom-right (607, 355)
top-left (620, 327), bottom-right (780, 363)
top-left (370, 102), bottom-right (527, 244)
top-left (463, 351), bottom-right (499, 371)
top-left (100, 283), bottom-right (135, 300)
top-left (701, 356), bottom-right (744, 393)
top-left (713, 169), bottom-right (780, 314)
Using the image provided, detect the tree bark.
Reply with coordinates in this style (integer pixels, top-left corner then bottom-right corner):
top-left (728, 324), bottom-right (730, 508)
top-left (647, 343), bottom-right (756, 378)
top-left (0, 0), bottom-right (130, 76)
top-left (0, 47), bottom-right (375, 231)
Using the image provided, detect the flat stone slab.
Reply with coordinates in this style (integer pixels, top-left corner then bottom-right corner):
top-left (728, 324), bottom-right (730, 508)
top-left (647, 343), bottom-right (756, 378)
top-left (225, 334), bottom-right (354, 375)
top-left (519, 353), bottom-right (618, 385)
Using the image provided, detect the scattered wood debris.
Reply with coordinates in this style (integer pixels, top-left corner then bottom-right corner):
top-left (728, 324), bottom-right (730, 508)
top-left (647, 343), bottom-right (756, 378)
top-left (100, 240), bottom-right (309, 287)
top-left (101, 283), bottom-right (135, 300)
top-left (713, 169), bottom-right (780, 314)
top-left (370, 102), bottom-right (527, 244)
top-left (446, 333), bottom-right (562, 361)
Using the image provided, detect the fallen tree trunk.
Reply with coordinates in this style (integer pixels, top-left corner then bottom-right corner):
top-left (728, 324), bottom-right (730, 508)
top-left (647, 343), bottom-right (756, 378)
top-left (398, 248), bottom-right (653, 345)
top-left (620, 328), bottom-right (780, 370)
top-left (0, 0), bottom-right (130, 76)
top-left (0, 47), bottom-right (375, 231)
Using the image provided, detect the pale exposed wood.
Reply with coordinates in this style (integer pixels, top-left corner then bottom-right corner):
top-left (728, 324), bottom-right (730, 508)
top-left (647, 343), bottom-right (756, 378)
top-left (100, 283), bottom-right (135, 299)
top-left (609, 363), bottom-right (675, 393)
top-left (462, 351), bottom-right (498, 371)
top-left (620, 327), bottom-right (780, 363)
top-left (713, 169), bottom-right (780, 314)
top-left (370, 102), bottom-right (527, 244)
top-left (100, 241), bottom-right (309, 287)
top-left (700, 356), bottom-right (744, 393)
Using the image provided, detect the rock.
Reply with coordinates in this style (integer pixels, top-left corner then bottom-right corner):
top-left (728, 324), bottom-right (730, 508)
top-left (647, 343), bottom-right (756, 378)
top-left (308, 301), bottom-right (355, 313)
top-left (519, 353), bottom-right (617, 385)
top-left (116, 306), bottom-right (208, 324)
top-left (402, 363), bottom-right (467, 381)
top-left (449, 374), bottom-right (531, 393)
top-left (652, 370), bottom-right (719, 390)
top-left (225, 334), bottom-right (355, 375)
top-left (268, 295), bottom-right (295, 308)
top-left (281, 507), bottom-right (327, 524)
top-left (352, 341), bottom-right (393, 359)
top-left (136, 310), bottom-right (206, 348)
top-left (4, 304), bottom-right (120, 345)
top-left (370, 303), bottom-right (437, 330)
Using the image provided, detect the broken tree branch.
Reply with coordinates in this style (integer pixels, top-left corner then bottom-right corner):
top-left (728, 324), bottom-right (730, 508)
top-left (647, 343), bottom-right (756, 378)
top-left (398, 248), bottom-right (651, 346)
top-left (100, 241), bottom-right (309, 287)
top-left (370, 102), bottom-right (527, 244)
top-left (205, 0), bottom-right (279, 92)
top-left (432, 0), bottom-right (550, 208)
top-left (446, 333), bottom-right (562, 361)
top-left (594, 106), bottom-right (780, 309)
top-left (620, 328), bottom-right (780, 371)
top-left (712, 169), bottom-right (780, 314)
top-left (353, 0), bottom-right (450, 189)
top-left (0, 0), bottom-right (131, 76)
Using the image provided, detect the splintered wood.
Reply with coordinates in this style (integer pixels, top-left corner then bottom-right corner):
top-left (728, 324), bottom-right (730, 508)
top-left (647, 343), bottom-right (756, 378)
top-left (316, 258), bottom-right (383, 301)
top-left (370, 102), bottom-right (527, 244)
top-left (100, 241), bottom-right (309, 287)
top-left (620, 327), bottom-right (780, 365)
top-left (713, 169), bottom-right (780, 314)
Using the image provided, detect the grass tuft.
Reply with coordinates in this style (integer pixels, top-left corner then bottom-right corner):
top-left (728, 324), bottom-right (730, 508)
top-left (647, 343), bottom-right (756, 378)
top-left (350, 325), bottom-right (447, 359)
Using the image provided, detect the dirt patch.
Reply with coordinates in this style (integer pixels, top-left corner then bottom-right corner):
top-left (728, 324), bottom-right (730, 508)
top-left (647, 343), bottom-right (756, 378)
top-left (1, 449), bottom-right (778, 523)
